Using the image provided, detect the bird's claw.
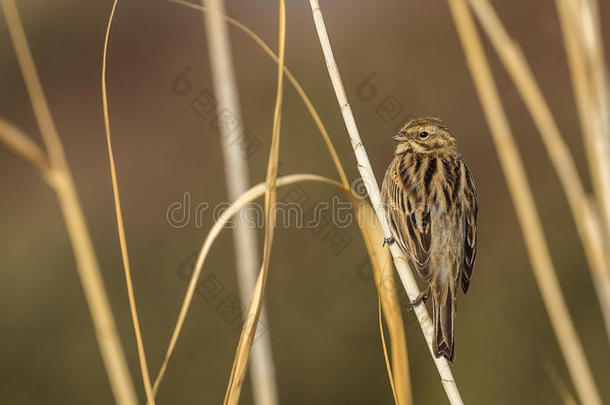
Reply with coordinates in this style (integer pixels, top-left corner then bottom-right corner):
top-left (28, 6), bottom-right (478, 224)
top-left (382, 237), bottom-right (395, 247)
top-left (409, 286), bottom-right (430, 306)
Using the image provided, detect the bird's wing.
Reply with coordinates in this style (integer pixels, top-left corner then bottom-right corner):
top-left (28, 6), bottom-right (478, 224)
top-left (383, 162), bottom-right (432, 281)
top-left (461, 165), bottom-right (478, 293)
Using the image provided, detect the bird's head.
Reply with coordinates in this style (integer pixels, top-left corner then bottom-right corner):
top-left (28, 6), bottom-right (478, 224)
top-left (393, 117), bottom-right (457, 155)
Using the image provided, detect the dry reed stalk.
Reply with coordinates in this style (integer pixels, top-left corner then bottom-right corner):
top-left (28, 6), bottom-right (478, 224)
top-left (448, 1), bottom-right (602, 404)
top-left (555, 0), bottom-right (610, 255)
top-left (149, 176), bottom-right (338, 401)
top-left (546, 362), bottom-right (579, 405)
top-left (221, 1), bottom-right (285, 402)
top-left (356, 201), bottom-right (412, 405)
top-left (162, 2), bottom-right (411, 400)
top-left (0, 117), bottom-right (51, 175)
top-left (379, 304), bottom-right (399, 404)
top-left (581, 0), bottom-right (610, 183)
top-left (307, 1), bottom-right (463, 403)
top-left (0, 0), bottom-right (138, 403)
top-left (202, 1), bottom-right (279, 404)
top-left (149, 1), bottom-right (291, 394)
top-left (144, 170), bottom-right (409, 404)
top-left (582, 0), bottom-right (610, 263)
top-left (580, 0), bottom-right (610, 147)
top-left (467, 0), bottom-right (610, 346)
top-left (168, 0), bottom-right (349, 187)
top-left (101, 1), bottom-right (156, 403)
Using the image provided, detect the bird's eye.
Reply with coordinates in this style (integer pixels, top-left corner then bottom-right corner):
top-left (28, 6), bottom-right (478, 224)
top-left (419, 131), bottom-right (429, 139)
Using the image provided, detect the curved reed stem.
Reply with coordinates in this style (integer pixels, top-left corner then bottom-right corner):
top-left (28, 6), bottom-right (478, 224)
top-left (168, 0), bottom-right (348, 187)
top-left (221, 1), bottom-right (285, 404)
top-left (150, 174), bottom-right (342, 397)
top-left (101, 1), bottom-right (156, 403)
top-left (162, 2), bottom-right (411, 401)
top-left (1, 0), bottom-right (138, 403)
top-left (203, 1), bottom-right (278, 404)
top-left (0, 117), bottom-right (50, 175)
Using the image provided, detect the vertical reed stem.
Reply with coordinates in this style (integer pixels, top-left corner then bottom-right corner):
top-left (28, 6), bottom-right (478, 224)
top-left (203, 1), bottom-right (279, 404)
top-left (308, 1), bottom-right (464, 403)
top-left (448, 1), bottom-right (602, 404)
top-left (468, 0), bottom-right (610, 347)
top-left (1, 1), bottom-right (138, 403)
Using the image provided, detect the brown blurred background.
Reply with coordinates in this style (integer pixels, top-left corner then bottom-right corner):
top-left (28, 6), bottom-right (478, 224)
top-left (1, 0), bottom-right (610, 404)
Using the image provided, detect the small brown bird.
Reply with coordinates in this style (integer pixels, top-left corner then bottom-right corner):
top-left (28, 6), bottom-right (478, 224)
top-left (381, 117), bottom-right (478, 362)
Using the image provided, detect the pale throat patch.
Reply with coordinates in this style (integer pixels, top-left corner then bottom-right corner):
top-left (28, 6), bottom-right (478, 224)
top-left (395, 142), bottom-right (411, 155)
top-left (409, 142), bottom-right (428, 153)
top-left (394, 141), bottom-right (429, 155)
top-left (394, 141), bottom-right (427, 155)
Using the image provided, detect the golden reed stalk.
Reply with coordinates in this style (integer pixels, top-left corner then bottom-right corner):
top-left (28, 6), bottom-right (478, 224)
top-left (202, 1), bottom-right (279, 404)
top-left (222, 1), bottom-right (285, 404)
top-left (307, 0), bottom-right (463, 403)
top-left (555, 0), bottom-right (610, 259)
top-left (101, 1), bottom-right (156, 403)
top-left (0, 0), bottom-right (138, 403)
top-left (156, 2), bottom-right (411, 402)
top-left (448, 0), bottom-right (602, 404)
top-left (467, 0), bottom-right (610, 347)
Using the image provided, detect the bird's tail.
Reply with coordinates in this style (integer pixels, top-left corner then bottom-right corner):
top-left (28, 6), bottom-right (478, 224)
top-left (432, 288), bottom-right (455, 362)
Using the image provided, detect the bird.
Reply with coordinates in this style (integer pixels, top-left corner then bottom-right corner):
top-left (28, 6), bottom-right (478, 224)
top-left (381, 117), bottom-right (478, 362)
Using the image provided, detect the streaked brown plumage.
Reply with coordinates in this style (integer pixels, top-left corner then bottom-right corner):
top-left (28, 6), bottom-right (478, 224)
top-left (381, 117), bottom-right (478, 362)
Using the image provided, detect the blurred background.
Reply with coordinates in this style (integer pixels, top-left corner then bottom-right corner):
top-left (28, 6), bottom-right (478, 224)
top-left (1, 0), bottom-right (610, 404)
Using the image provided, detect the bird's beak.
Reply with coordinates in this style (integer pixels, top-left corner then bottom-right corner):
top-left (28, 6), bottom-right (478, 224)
top-left (392, 131), bottom-right (403, 141)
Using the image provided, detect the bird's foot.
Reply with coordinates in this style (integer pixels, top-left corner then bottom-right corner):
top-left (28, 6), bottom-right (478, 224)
top-left (409, 286), bottom-right (430, 306)
top-left (382, 236), bottom-right (395, 247)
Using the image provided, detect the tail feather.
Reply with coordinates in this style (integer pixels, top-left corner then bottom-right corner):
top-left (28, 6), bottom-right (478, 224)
top-left (432, 288), bottom-right (455, 362)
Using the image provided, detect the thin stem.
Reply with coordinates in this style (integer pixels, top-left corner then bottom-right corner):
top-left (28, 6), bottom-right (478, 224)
top-left (307, 1), bottom-right (463, 403)
top-left (0, 117), bottom-right (51, 175)
top-left (168, 0), bottom-right (349, 187)
top-left (555, 0), bottom-right (610, 260)
top-left (1, 1), bottom-right (138, 403)
top-left (468, 0), bottom-right (610, 347)
top-left (448, 1), bottom-right (602, 404)
top-left (203, 1), bottom-right (278, 404)
top-left (101, 0), bottom-right (156, 403)
top-left (149, 174), bottom-right (341, 405)
top-left (165, 2), bottom-right (410, 401)
top-left (356, 201), bottom-right (412, 405)
top-left (222, 1), bottom-right (285, 403)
